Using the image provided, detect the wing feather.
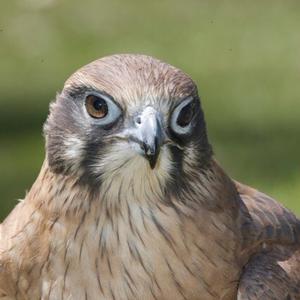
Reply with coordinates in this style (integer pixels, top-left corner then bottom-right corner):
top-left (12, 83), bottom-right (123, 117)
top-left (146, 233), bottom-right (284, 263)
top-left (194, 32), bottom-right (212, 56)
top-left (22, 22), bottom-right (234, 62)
top-left (236, 182), bottom-right (300, 299)
top-left (236, 181), bottom-right (300, 249)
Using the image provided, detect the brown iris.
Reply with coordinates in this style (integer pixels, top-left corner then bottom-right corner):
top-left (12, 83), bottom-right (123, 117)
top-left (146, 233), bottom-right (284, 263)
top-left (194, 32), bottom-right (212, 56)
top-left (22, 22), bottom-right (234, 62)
top-left (85, 95), bottom-right (108, 119)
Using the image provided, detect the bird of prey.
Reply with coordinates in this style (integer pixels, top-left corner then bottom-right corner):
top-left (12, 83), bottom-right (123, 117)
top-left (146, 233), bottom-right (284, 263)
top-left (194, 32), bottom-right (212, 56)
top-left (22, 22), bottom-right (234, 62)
top-left (0, 54), bottom-right (299, 300)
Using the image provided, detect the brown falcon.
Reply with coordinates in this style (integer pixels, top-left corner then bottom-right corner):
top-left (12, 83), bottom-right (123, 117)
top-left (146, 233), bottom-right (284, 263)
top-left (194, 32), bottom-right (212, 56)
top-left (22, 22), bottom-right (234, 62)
top-left (0, 54), bottom-right (299, 300)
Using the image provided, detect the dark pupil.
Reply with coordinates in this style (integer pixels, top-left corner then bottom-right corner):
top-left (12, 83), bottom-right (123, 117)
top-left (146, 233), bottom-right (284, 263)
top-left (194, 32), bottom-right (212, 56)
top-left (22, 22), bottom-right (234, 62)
top-left (177, 103), bottom-right (194, 127)
top-left (93, 98), bottom-right (107, 112)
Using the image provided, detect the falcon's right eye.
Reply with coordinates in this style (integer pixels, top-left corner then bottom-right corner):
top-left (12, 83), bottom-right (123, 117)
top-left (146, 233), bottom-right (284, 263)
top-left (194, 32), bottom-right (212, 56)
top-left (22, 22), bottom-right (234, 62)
top-left (84, 93), bottom-right (122, 126)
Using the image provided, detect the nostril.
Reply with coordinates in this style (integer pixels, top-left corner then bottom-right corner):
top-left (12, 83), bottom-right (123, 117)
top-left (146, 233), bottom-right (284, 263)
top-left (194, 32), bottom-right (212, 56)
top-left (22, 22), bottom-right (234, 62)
top-left (136, 116), bottom-right (142, 125)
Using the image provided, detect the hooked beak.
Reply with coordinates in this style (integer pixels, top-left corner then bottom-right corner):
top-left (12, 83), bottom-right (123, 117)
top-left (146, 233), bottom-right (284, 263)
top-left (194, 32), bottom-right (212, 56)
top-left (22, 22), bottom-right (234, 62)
top-left (131, 107), bottom-right (164, 169)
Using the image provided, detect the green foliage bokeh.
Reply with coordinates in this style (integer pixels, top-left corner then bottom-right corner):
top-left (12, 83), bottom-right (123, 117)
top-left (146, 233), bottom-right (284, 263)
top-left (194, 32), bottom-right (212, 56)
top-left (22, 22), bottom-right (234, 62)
top-left (0, 0), bottom-right (299, 221)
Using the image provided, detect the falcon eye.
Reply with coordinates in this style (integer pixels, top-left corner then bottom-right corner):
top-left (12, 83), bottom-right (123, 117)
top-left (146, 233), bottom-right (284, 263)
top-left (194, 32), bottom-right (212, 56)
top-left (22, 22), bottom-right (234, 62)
top-left (176, 101), bottom-right (194, 127)
top-left (85, 95), bottom-right (108, 119)
top-left (83, 92), bottom-right (122, 126)
top-left (170, 97), bottom-right (195, 135)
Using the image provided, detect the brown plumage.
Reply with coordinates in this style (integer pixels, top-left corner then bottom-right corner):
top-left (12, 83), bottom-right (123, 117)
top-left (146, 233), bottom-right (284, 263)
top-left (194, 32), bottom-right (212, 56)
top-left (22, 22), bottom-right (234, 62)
top-left (0, 54), bottom-right (299, 300)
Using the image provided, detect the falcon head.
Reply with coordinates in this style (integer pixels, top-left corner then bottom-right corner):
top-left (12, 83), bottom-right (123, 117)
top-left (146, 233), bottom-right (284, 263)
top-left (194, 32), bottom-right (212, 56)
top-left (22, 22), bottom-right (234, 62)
top-left (44, 54), bottom-right (212, 199)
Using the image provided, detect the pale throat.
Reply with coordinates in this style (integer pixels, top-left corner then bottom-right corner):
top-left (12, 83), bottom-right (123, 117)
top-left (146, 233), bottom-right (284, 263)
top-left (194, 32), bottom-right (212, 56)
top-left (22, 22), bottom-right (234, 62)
top-left (97, 142), bottom-right (174, 206)
top-left (31, 142), bottom-right (173, 222)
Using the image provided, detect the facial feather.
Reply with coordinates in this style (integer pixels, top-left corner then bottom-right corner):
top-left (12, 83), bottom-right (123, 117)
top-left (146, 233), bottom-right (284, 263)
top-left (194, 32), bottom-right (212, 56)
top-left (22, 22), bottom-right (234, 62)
top-left (94, 141), bottom-right (174, 203)
top-left (44, 54), bottom-right (212, 204)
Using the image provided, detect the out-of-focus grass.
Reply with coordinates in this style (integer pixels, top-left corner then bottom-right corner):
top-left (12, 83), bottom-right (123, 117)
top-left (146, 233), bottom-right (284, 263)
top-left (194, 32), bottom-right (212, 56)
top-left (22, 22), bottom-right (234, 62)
top-left (0, 0), bottom-right (299, 220)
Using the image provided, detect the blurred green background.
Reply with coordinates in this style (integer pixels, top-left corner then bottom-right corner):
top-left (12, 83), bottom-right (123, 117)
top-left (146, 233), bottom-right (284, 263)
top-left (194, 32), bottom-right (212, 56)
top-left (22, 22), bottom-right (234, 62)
top-left (0, 0), bottom-right (299, 221)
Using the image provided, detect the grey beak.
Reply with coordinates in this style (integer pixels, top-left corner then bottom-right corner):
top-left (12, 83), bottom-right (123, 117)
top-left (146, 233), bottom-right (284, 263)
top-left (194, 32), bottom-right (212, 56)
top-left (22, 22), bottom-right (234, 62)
top-left (133, 107), bottom-right (164, 169)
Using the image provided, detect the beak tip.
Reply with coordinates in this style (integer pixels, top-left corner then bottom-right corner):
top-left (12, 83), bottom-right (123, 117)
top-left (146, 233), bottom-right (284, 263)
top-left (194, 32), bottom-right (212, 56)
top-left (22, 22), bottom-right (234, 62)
top-left (149, 161), bottom-right (156, 169)
top-left (147, 154), bottom-right (159, 169)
